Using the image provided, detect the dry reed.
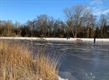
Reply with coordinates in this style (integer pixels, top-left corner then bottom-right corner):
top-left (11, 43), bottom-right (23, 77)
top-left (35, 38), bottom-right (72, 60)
top-left (0, 40), bottom-right (58, 80)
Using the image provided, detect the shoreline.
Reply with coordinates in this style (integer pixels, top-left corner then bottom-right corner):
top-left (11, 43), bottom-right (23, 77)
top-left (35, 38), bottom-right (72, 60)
top-left (0, 37), bottom-right (109, 42)
top-left (0, 37), bottom-right (109, 45)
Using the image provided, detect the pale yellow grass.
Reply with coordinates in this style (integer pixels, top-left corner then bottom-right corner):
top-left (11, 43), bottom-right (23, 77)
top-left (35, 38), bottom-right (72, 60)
top-left (0, 41), bottom-right (58, 80)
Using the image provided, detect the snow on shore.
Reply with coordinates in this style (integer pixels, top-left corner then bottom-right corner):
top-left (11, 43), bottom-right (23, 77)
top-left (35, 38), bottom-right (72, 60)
top-left (0, 37), bottom-right (109, 43)
top-left (58, 76), bottom-right (68, 80)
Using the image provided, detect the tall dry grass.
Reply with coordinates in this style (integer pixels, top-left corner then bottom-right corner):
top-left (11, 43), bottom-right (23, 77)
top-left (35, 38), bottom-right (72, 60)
top-left (0, 40), bottom-right (58, 80)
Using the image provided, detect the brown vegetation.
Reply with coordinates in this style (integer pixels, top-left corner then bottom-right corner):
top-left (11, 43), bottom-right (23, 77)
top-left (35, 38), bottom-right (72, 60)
top-left (0, 41), bottom-right (58, 80)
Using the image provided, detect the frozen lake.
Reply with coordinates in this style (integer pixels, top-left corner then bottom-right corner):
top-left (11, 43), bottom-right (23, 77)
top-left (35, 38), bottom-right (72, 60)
top-left (2, 39), bottom-right (109, 80)
top-left (21, 40), bottom-right (109, 80)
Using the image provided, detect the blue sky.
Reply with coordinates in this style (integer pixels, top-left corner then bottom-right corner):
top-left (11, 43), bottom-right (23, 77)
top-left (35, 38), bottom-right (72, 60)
top-left (0, 0), bottom-right (109, 23)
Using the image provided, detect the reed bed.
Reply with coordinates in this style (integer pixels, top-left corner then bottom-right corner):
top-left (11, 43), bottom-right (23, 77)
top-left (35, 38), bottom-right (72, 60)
top-left (0, 40), bottom-right (58, 80)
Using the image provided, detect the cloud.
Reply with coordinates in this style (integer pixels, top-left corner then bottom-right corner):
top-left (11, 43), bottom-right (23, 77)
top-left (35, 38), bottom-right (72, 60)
top-left (93, 9), bottom-right (102, 16)
top-left (89, 0), bottom-right (109, 16)
top-left (102, 9), bottom-right (109, 14)
top-left (93, 8), bottom-right (109, 16)
top-left (90, 0), bottom-right (103, 5)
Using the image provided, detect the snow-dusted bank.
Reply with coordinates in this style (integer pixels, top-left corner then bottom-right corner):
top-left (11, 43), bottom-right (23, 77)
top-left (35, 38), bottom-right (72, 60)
top-left (0, 37), bottom-right (109, 43)
top-left (58, 76), bottom-right (68, 80)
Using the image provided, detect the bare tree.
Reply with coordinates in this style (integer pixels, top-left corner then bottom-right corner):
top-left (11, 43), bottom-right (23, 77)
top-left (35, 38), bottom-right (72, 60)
top-left (37, 15), bottom-right (48, 37)
top-left (15, 21), bottom-right (21, 36)
top-left (83, 11), bottom-right (96, 38)
top-left (99, 14), bottom-right (107, 38)
top-left (3, 21), bottom-right (15, 36)
top-left (47, 17), bottom-right (55, 37)
top-left (26, 21), bottom-right (35, 36)
top-left (64, 4), bottom-right (88, 38)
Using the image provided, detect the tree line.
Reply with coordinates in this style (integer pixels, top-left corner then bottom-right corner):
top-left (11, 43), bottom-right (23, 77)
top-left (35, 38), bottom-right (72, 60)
top-left (0, 4), bottom-right (109, 38)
